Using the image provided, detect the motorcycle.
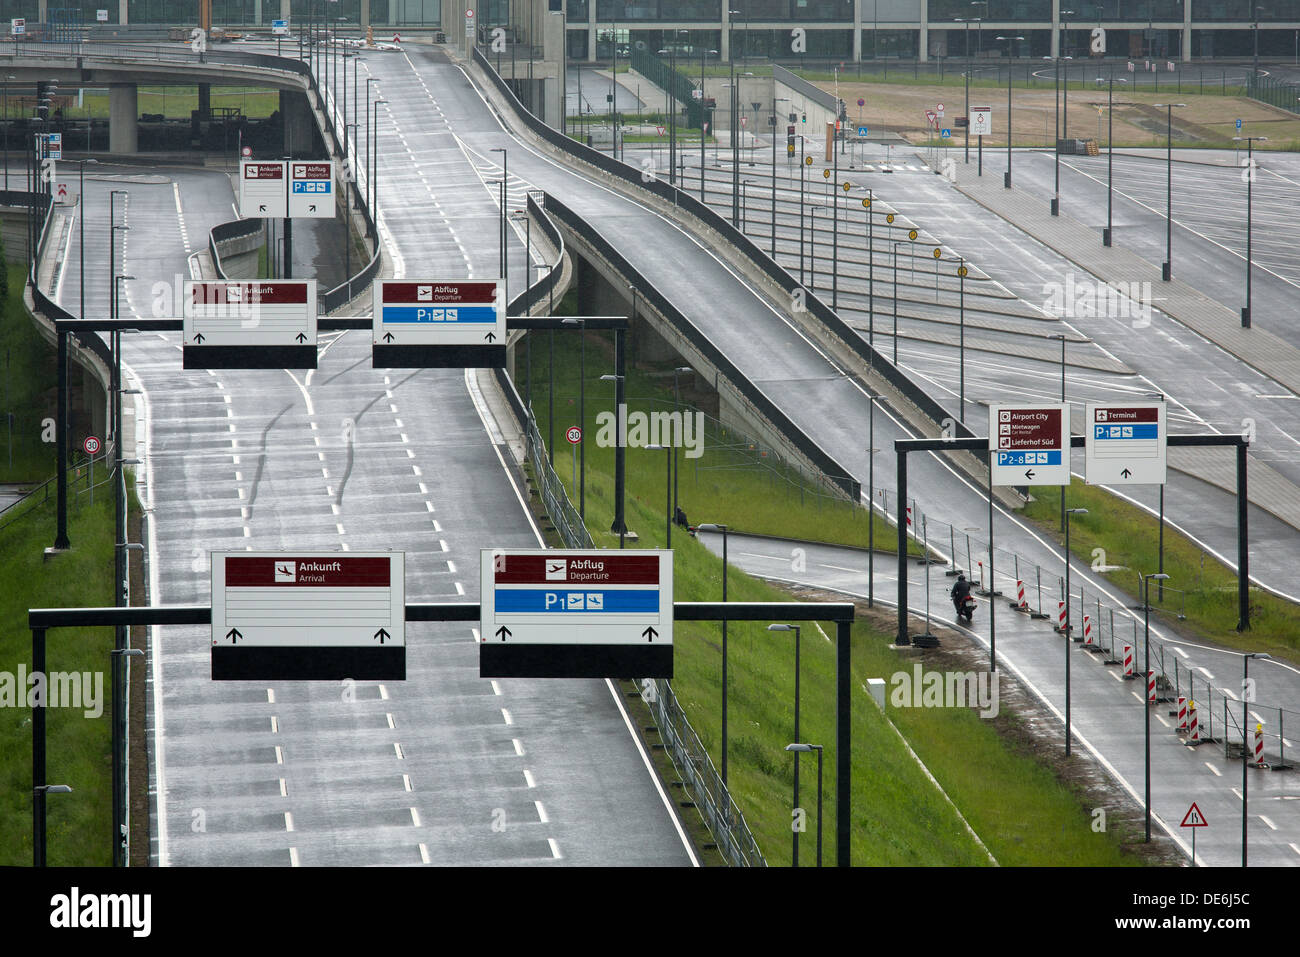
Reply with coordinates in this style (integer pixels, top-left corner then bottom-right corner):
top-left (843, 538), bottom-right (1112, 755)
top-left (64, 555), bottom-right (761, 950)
top-left (953, 594), bottom-right (977, 625)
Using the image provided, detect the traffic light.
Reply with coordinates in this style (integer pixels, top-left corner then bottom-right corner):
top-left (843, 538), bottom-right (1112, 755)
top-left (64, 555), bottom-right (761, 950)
top-left (35, 80), bottom-right (49, 120)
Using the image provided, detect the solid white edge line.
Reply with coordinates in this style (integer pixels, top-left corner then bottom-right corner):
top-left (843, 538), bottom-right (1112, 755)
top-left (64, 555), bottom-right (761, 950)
top-left (463, 366), bottom-right (700, 866)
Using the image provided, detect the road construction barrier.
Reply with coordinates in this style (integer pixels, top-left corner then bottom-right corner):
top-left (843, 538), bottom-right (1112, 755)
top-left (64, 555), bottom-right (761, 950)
top-left (1082, 614), bottom-right (1092, 646)
top-left (1011, 578), bottom-right (1029, 612)
top-left (1177, 696), bottom-right (1188, 731)
top-left (1188, 701), bottom-right (1200, 744)
top-left (1056, 600), bottom-right (1067, 633)
top-left (1255, 724), bottom-right (1266, 768)
top-left (1148, 670), bottom-right (1157, 704)
top-left (1123, 643), bottom-right (1134, 677)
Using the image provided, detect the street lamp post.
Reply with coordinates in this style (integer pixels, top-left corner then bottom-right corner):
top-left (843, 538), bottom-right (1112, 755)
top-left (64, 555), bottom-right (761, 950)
top-left (771, 97), bottom-right (787, 255)
top-left (1235, 135), bottom-right (1266, 327)
top-left (1063, 507), bottom-right (1088, 756)
top-left (997, 36), bottom-right (1023, 189)
top-left (784, 743), bottom-right (823, 866)
top-left (1154, 103), bottom-right (1185, 281)
top-left (868, 393), bottom-right (881, 607)
top-left (490, 147), bottom-right (508, 289)
top-left (1139, 571), bottom-right (1170, 842)
top-left (769, 624), bottom-right (802, 864)
top-left (862, 192), bottom-right (875, 350)
top-left (892, 239), bottom-right (911, 364)
top-left (646, 444), bottom-right (672, 546)
top-left (809, 205), bottom-right (821, 291)
top-left (799, 145), bottom-right (809, 285)
top-left (1242, 651), bottom-right (1271, 866)
top-left (563, 317), bottom-right (588, 519)
top-left (366, 77), bottom-right (378, 232)
top-left (698, 522), bottom-right (730, 785)
top-left (370, 99), bottom-right (387, 245)
top-left (671, 366), bottom-right (691, 519)
top-left (1103, 71), bottom-right (1128, 247)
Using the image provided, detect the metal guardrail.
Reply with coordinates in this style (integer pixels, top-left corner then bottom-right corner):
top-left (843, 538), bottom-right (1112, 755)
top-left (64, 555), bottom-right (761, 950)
top-left (523, 411), bottom-right (593, 549)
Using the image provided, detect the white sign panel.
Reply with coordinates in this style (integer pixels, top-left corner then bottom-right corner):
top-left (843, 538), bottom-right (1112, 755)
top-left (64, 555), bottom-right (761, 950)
top-left (1085, 401), bottom-right (1166, 485)
top-left (480, 549), bottom-right (673, 677)
top-left (288, 160), bottom-right (334, 218)
top-left (970, 106), bottom-right (993, 137)
top-left (46, 132), bottom-right (62, 159)
top-left (96, 9), bottom-right (109, 21)
top-left (372, 279), bottom-right (505, 368)
top-left (239, 160), bottom-right (288, 218)
top-left (465, 8), bottom-right (475, 36)
top-left (989, 403), bottom-right (1071, 486)
top-left (272, 18), bottom-right (289, 35)
top-left (183, 280), bottom-right (317, 368)
top-left (11, 19), bottom-right (24, 36)
top-left (212, 552), bottom-right (405, 680)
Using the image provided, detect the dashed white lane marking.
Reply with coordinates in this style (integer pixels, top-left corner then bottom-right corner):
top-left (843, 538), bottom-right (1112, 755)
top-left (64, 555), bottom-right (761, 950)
top-left (279, 778), bottom-right (288, 797)
top-left (1131, 691), bottom-right (1144, 703)
top-left (412, 465), bottom-right (422, 476)
top-left (1231, 788), bottom-right (1243, 801)
top-left (1109, 671), bottom-right (1124, 682)
top-left (425, 502), bottom-right (435, 512)
top-left (1174, 647), bottom-right (1188, 658)
top-left (512, 738), bottom-right (525, 756)
top-left (490, 680), bottom-right (502, 696)
top-left (336, 523), bottom-right (346, 536)
top-left (1223, 688), bottom-right (1238, 701)
top-left (1290, 843), bottom-right (1300, 857)
top-left (433, 520), bottom-right (443, 532)
top-left (1155, 714), bottom-right (1170, 728)
top-left (1251, 711), bottom-right (1264, 724)
top-left (534, 801), bottom-right (549, 824)
top-left (275, 746), bottom-right (284, 764)
top-left (285, 812), bottom-right (295, 832)
top-left (403, 774), bottom-right (413, 792)
top-left (455, 582), bottom-right (465, 595)
top-left (418, 483), bottom-right (428, 494)
top-left (270, 716), bottom-right (279, 733)
top-left (501, 708), bottom-right (513, 725)
top-left (523, 769), bottom-right (536, 788)
top-left (410, 807), bottom-right (422, 827)
top-left (1259, 815), bottom-right (1278, 831)
top-left (267, 689), bottom-right (275, 704)
top-left (419, 843), bottom-right (431, 864)
top-left (394, 742), bottom-right (405, 759)
top-left (173, 183), bottom-right (192, 254)
top-left (1205, 763), bottom-right (1222, 776)
top-left (386, 713), bottom-right (395, 729)
top-left (289, 847), bottom-right (301, 867)
top-left (379, 685), bottom-right (389, 700)
top-left (446, 559), bottom-right (456, 572)
top-left (439, 540), bottom-right (448, 552)
top-left (548, 838), bottom-right (563, 860)
top-left (1198, 667), bottom-right (1215, 679)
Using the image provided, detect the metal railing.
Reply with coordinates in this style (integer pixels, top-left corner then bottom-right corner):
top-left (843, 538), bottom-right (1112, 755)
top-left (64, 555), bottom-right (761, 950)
top-left (524, 411), bottom-right (593, 550)
top-left (630, 46), bottom-right (705, 128)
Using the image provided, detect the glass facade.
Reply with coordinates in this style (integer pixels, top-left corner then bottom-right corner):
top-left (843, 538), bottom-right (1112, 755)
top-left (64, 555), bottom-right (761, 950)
top-left (595, 0), bottom-right (722, 21)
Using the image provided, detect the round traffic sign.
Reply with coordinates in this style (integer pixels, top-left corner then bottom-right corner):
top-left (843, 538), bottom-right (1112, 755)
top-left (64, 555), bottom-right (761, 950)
top-left (933, 247), bottom-right (942, 258)
top-left (804, 156), bottom-right (813, 166)
top-left (908, 228), bottom-right (918, 240)
top-left (937, 102), bottom-right (945, 111)
top-left (885, 213), bottom-right (895, 223)
top-left (957, 265), bottom-right (969, 277)
top-left (857, 98), bottom-right (865, 107)
top-left (241, 146), bottom-right (252, 157)
top-left (822, 168), bottom-right (830, 179)
top-left (566, 426), bottom-right (582, 445)
top-left (861, 197), bottom-right (871, 208)
top-left (842, 181), bottom-right (851, 191)
top-left (83, 435), bottom-right (100, 456)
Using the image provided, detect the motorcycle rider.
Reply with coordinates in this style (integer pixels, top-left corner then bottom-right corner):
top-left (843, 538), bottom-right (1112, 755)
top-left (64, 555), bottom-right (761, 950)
top-left (950, 573), bottom-right (972, 619)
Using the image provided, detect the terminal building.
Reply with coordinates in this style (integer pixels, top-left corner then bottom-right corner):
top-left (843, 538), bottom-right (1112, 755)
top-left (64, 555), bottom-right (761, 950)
top-left (2, 0), bottom-right (1296, 62)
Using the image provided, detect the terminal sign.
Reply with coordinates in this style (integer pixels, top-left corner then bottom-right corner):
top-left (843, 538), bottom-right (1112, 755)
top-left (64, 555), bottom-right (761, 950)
top-left (1085, 401), bottom-right (1166, 485)
top-left (989, 403), bottom-right (1071, 486)
top-left (480, 549), bottom-right (673, 678)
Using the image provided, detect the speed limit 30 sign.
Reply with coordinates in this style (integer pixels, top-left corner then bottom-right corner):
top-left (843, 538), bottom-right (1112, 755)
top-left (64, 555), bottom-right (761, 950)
top-left (566, 426), bottom-right (583, 444)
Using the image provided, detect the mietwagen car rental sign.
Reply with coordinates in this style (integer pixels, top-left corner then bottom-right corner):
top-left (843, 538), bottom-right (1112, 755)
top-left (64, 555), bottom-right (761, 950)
top-left (479, 549), bottom-right (673, 678)
top-left (372, 279), bottom-right (506, 368)
top-left (211, 552), bottom-right (405, 680)
top-left (989, 403), bottom-right (1071, 485)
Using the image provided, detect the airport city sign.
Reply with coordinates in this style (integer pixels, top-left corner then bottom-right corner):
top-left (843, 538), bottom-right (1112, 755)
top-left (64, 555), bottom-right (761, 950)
top-left (989, 403), bottom-right (1070, 486)
top-left (479, 549), bottom-right (673, 678)
top-left (183, 280), bottom-right (317, 369)
top-left (288, 161), bottom-right (334, 218)
top-left (239, 160), bottom-right (288, 218)
top-left (372, 279), bottom-right (505, 368)
top-left (1085, 400), bottom-right (1166, 485)
top-left (211, 551), bottom-right (406, 680)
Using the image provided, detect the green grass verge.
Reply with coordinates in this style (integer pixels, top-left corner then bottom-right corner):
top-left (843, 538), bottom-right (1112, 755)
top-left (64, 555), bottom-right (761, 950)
top-left (0, 265), bottom-right (54, 484)
top-left (40, 87), bottom-right (281, 122)
top-left (1025, 484), bottom-right (1300, 665)
top-left (520, 317), bottom-right (906, 553)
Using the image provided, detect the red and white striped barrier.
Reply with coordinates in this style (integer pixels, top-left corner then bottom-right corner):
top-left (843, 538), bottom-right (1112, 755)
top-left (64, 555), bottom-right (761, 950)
top-left (1016, 579), bottom-right (1028, 611)
top-left (978, 560), bottom-right (985, 589)
top-left (1147, 670), bottom-right (1157, 704)
top-left (1255, 724), bottom-right (1266, 767)
top-left (1177, 696), bottom-right (1188, 731)
top-left (1123, 644), bottom-right (1134, 677)
top-left (1188, 702), bottom-right (1200, 743)
top-left (1057, 601), bottom-right (1067, 632)
top-left (1082, 614), bottom-right (1092, 646)
top-left (906, 505), bottom-right (912, 529)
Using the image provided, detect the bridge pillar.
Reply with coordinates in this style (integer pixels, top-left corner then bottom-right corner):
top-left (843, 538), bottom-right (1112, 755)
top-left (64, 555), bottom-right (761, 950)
top-left (361, 0), bottom-right (370, 29)
top-left (280, 90), bottom-right (313, 155)
top-left (109, 83), bottom-right (137, 154)
top-left (198, 83), bottom-right (211, 120)
top-left (281, 0), bottom-right (291, 18)
top-left (119, 0), bottom-right (128, 24)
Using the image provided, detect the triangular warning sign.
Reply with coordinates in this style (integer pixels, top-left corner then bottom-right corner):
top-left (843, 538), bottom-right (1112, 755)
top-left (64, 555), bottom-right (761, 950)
top-left (392, 33), bottom-right (402, 42)
top-left (1180, 802), bottom-right (1207, 827)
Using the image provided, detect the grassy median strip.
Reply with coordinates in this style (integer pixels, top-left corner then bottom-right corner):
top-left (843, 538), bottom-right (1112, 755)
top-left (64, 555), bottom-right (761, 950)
top-left (1027, 484), bottom-right (1300, 665)
top-left (0, 277), bottom-right (119, 865)
top-left (522, 324), bottom-right (1151, 865)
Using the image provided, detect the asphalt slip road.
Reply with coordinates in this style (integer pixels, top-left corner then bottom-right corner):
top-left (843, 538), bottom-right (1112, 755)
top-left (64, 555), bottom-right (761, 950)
top-left (51, 100), bottom-right (694, 864)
